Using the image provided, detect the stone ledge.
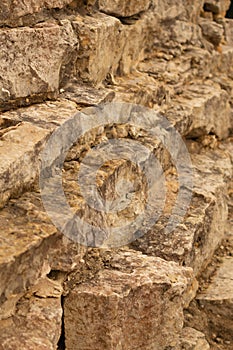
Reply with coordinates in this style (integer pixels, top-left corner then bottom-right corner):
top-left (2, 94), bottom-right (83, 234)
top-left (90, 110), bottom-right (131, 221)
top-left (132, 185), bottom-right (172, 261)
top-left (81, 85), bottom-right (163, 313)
top-left (64, 249), bottom-right (195, 350)
top-left (0, 277), bottom-right (63, 350)
top-left (131, 146), bottom-right (232, 276)
top-left (0, 21), bottom-right (78, 110)
top-left (0, 0), bottom-right (73, 26)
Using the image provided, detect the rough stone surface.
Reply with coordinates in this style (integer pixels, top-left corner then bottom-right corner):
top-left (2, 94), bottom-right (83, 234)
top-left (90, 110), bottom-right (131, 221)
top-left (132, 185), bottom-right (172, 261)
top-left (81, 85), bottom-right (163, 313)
top-left (187, 256), bottom-right (233, 348)
top-left (0, 99), bottom-right (79, 208)
top-left (204, 0), bottom-right (231, 15)
top-left (0, 277), bottom-right (63, 350)
top-left (73, 13), bottom-right (123, 85)
top-left (0, 190), bottom-right (85, 320)
top-left (0, 122), bottom-right (48, 208)
top-left (0, 21), bottom-right (78, 110)
top-left (185, 203), bottom-right (233, 349)
top-left (225, 18), bottom-right (233, 45)
top-left (61, 81), bottom-right (115, 105)
top-left (180, 327), bottom-right (210, 350)
top-left (0, 0), bottom-right (73, 26)
top-left (199, 18), bottom-right (224, 47)
top-left (64, 250), bottom-right (195, 350)
top-left (98, 0), bottom-right (150, 17)
top-left (131, 146), bottom-right (232, 276)
top-left (0, 0), bottom-right (232, 348)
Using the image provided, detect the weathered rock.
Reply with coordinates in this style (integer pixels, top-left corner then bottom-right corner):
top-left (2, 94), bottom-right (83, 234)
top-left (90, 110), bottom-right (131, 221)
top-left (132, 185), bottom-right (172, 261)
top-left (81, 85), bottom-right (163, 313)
top-left (98, 0), bottom-right (150, 17)
top-left (131, 146), bottom-right (232, 276)
top-left (64, 249), bottom-right (195, 350)
top-left (61, 81), bottom-right (115, 105)
top-left (72, 13), bottom-right (123, 85)
top-left (224, 18), bottom-right (233, 45)
top-left (199, 18), bottom-right (224, 47)
top-left (154, 0), bottom-right (203, 23)
top-left (113, 76), bottom-right (231, 139)
top-left (186, 256), bottom-right (233, 349)
top-left (0, 190), bottom-right (85, 320)
top-left (163, 81), bottom-right (231, 139)
top-left (204, 0), bottom-right (231, 15)
top-left (180, 327), bottom-right (210, 350)
top-left (0, 99), bottom-right (79, 208)
top-left (0, 21), bottom-right (78, 110)
top-left (0, 0), bottom-right (73, 26)
top-left (0, 277), bottom-right (63, 350)
top-left (0, 122), bottom-right (48, 208)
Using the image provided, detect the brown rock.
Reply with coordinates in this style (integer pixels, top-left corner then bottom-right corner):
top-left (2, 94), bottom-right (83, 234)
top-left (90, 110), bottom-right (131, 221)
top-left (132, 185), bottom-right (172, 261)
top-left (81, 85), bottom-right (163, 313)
top-left (0, 122), bottom-right (48, 208)
top-left (0, 0), bottom-right (73, 26)
top-left (224, 18), bottom-right (233, 45)
top-left (0, 190), bottom-right (85, 319)
top-left (180, 327), bottom-right (210, 350)
top-left (0, 21), bottom-right (78, 110)
top-left (0, 278), bottom-right (63, 350)
top-left (131, 147), bottom-right (231, 276)
top-left (73, 13), bottom-right (123, 85)
top-left (186, 252), bottom-right (233, 349)
top-left (204, 0), bottom-right (231, 15)
top-left (98, 0), bottom-right (150, 17)
top-left (199, 18), bottom-right (224, 47)
top-left (64, 249), bottom-right (194, 350)
top-left (61, 81), bottom-right (115, 105)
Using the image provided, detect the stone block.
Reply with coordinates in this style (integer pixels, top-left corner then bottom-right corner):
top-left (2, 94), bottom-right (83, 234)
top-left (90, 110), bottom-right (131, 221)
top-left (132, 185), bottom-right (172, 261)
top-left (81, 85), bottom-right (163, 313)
top-left (0, 190), bottom-right (85, 320)
top-left (204, 0), bottom-right (231, 15)
top-left (64, 250), bottom-right (194, 350)
top-left (0, 21), bottom-right (78, 110)
top-left (131, 147), bottom-right (232, 276)
top-left (98, 0), bottom-right (150, 18)
top-left (0, 122), bottom-right (48, 208)
top-left (73, 13), bottom-right (123, 85)
top-left (180, 327), bottom-right (210, 350)
top-left (0, 278), bottom-right (63, 350)
top-left (0, 0), bottom-right (73, 26)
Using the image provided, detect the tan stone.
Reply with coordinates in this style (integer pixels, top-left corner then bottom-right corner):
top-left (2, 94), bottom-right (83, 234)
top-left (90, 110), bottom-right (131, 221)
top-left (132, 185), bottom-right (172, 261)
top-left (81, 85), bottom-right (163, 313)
top-left (186, 251), bottom-right (233, 349)
top-left (64, 250), bottom-right (194, 350)
top-left (204, 0), bottom-right (231, 15)
top-left (0, 122), bottom-right (48, 208)
top-left (0, 21), bottom-right (78, 110)
top-left (131, 147), bottom-right (232, 276)
top-left (0, 278), bottom-right (63, 350)
top-left (0, 190), bottom-right (85, 320)
top-left (61, 81), bottom-right (115, 105)
top-left (180, 327), bottom-right (210, 350)
top-left (153, 0), bottom-right (203, 23)
top-left (73, 13), bottom-right (123, 85)
top-left (199, 18), bottom-right (224, 47)
top-left (98, 0), bottom-right (150, 17)
top-left (0, 100), bottom-right (79, 207)
top-left (0, 0), bottom-right (73, 26)
top-left (224, 18), bottom-right (233, 45)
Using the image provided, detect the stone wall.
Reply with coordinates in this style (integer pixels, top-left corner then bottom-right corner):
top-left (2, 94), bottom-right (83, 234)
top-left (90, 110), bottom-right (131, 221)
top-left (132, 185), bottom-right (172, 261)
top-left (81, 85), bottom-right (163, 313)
top-left (0, 0), bottom-right (233, 349)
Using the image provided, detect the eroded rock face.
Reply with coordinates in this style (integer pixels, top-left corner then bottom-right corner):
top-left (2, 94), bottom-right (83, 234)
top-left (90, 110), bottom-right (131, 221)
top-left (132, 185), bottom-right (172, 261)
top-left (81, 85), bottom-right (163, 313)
top-left (0, 122), bottom-right (48, 208)
top-left (98, 0), bottom-right (151, 17)
top-left (131, 146), bottom-right (232, 276)
top-left (73, 13), bottom-right (123, 85)
top-left (0, 21), bottom-right (78, 109)
top-left (0, 190), bottom-right (85, 320)
top-left (204, 0), bottom-right (231, 15)
top-left (64, 250), bottom-right (195, 350)
top-left (180, 327), bottom-right (210, 350)
top-left (0, 278), bottom-right (63, 350)
top-left (0, 0), bottom-right (73, 26)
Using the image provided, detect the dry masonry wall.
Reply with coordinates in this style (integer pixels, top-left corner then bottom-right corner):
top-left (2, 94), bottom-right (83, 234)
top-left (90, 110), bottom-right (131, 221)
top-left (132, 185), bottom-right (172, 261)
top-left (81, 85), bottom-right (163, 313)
top-left (0, 0), bottom-right (233, 349)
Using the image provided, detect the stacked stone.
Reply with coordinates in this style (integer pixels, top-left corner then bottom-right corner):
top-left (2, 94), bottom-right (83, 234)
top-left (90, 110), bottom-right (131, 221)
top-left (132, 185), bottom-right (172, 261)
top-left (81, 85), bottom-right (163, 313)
top-left (0, 0), bottom-right (233, 349)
